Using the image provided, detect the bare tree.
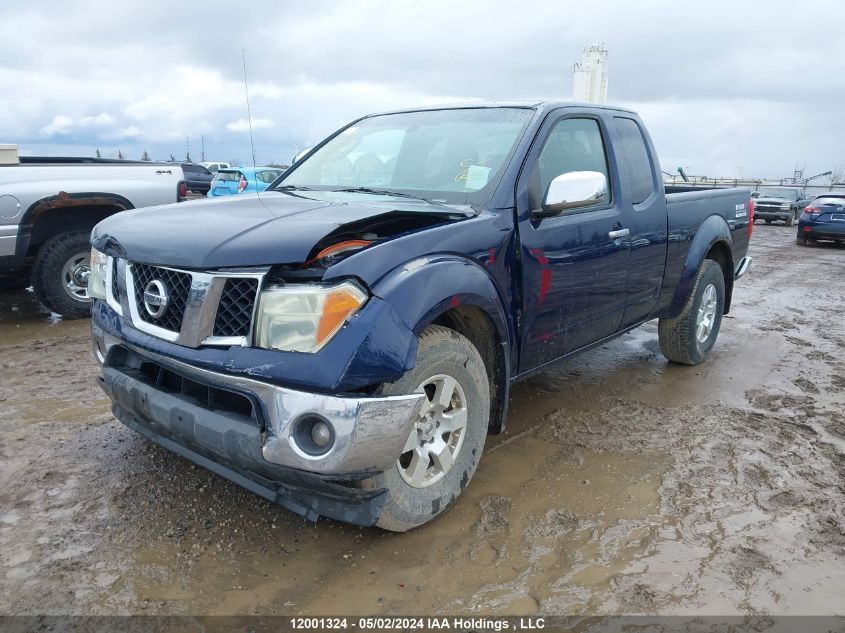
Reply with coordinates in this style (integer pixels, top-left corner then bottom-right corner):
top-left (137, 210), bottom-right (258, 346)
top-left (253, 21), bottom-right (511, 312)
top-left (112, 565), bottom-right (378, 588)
top-left (141, 150), bottom-right (151, 161)
top-left (95, 148), bottom-right (101, 158)
top-left (117, 150), bottom-right (124, 160)
top-left (831, 164), bottom-right (845, 185)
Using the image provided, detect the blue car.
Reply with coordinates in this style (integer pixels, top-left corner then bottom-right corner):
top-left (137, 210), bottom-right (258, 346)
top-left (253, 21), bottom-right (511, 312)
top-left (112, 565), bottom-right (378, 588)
top-left (797, 193), bottom-right (845, 245)
top-left (207, 166), bottom-right (284, 197)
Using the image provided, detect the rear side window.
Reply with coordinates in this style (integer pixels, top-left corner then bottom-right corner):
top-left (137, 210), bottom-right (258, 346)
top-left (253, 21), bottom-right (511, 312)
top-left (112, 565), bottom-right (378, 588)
top-left (216, 170), bottom-right (243, 181)
top-left (814, 197), bottom-right (845, 207)
top-left (612, 117), bottom-right (655, 205)
top-left (531, 117), bottom-right (611, 209)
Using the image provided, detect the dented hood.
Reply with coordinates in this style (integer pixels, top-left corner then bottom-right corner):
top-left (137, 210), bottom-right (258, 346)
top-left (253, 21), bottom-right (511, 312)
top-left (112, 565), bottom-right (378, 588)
top-left (91, 191), bottom-right (465, 269)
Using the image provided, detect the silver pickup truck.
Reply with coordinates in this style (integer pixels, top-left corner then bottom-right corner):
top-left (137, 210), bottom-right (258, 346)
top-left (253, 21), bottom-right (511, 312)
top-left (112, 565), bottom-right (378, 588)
top-left (0, 157), bottom-right (186, 317)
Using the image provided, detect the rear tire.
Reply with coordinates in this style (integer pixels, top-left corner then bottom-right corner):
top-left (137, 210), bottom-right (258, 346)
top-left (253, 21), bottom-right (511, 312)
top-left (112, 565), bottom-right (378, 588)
top-left (796, 236), bottom-right (807, 246)
top-left (31, 232), bottom-right (93, 319)
top-left (785, 214), bottom-right (794, 227)
top-left (658, 259), bottom-right (725, 366)
top-left (765, 219), bottom-right (772, 225)
top-left (360, 325), bottom-right (490, 532)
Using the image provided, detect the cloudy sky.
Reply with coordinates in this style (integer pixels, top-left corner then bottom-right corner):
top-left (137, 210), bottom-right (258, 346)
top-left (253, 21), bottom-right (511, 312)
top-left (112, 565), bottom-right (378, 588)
top-left (1, 0), bottom-right (843, 180)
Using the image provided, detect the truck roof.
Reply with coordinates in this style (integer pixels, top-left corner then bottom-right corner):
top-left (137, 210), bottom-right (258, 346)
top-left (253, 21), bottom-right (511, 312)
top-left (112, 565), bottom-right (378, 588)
top-left (366, 100), bottom-right (637, 118)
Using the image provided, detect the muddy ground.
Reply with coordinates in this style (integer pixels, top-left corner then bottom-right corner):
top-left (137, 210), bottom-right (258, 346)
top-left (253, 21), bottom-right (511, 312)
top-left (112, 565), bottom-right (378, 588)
top-left (1, 225), bottom-right (843, 616)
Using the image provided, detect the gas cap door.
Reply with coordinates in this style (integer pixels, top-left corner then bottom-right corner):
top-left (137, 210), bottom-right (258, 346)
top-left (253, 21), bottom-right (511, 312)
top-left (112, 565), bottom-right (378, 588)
top-left (0, 195), bottom-right (21, 219)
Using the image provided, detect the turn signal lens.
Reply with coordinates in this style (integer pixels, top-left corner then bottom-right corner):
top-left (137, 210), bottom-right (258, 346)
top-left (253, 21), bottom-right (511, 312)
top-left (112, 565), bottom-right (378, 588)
top-left (316, 286), bottom-right (367, 346)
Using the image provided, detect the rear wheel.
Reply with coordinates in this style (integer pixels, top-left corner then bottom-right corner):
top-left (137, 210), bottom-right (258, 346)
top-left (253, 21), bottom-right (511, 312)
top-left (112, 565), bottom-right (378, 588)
top-left (31, 232), bottom-right (93, 319)
top-left (765, 219), bottom-right (772, 225)
top-left (658, 259), bottom-right (725, 366)
top-left (360, 325), bottom-right (490, 532)
top-left (796, 236), bottom-right (807, 246)
top-left (785, 214), bottom-right (794, 227)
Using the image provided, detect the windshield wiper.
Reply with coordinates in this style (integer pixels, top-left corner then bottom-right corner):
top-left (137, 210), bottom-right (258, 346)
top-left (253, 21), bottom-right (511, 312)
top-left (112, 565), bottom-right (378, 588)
top-left (334, 187), bottom-right (429, 202)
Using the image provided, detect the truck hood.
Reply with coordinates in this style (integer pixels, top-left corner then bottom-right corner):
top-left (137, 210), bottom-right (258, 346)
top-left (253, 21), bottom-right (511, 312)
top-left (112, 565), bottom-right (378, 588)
top-left (92, 191), bottom-right (469, 269)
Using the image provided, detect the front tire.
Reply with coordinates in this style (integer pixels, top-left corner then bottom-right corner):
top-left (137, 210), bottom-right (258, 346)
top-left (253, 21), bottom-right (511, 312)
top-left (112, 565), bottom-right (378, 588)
top-left (796, 236), bottom-right (807, 246)
top-left (31, 232), bottom-right (93, 319)
top-left (658, 259), bottom-right (725, 366)
top-left (361, 325), bottom-right (490, 532)
top-left (785, 214), bottom-right (794, 227)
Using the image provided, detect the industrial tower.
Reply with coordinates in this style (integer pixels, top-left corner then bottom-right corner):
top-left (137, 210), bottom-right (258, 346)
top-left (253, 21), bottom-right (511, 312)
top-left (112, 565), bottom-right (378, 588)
top-left (572, 44), bottom-right (608, 104)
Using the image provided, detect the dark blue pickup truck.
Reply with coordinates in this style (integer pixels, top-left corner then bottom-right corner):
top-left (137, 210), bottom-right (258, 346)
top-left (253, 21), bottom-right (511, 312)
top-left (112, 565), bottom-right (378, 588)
top-left (90, 102), bottom-right (753, 530)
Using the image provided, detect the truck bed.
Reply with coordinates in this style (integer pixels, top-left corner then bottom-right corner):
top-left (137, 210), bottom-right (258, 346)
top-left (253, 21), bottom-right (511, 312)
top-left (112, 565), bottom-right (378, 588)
top-left (659, 186), bottom-right (752, 316)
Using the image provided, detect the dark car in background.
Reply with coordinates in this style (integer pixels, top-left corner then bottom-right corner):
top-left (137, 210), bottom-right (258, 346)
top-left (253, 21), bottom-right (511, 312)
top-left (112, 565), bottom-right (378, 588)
top-left (753, 187), bottom-right (812, 226)
top-left (797, 193), bottom-right (845, 245)
top-left (181, 163), bottom-right (214, 194)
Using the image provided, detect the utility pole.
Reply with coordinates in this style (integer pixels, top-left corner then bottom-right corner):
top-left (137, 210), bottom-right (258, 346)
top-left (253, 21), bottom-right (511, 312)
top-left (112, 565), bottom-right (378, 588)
top-left (201, 135), bottom-right (206, 162)
top-left (185, 136), bottom-right (191, 162)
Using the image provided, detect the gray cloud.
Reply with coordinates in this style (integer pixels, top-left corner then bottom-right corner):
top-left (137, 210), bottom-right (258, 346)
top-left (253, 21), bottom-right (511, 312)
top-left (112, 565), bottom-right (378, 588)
top-left (1, 0), bottom-right (843, 177)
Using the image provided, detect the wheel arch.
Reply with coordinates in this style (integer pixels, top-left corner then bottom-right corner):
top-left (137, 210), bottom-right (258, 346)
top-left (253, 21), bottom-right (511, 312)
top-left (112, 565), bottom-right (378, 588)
top-left (666, 214), bottom-right (734, 318)
top-left (19, 192), bottom-right (134, 258)
top-left (373, 255), bottom-right (513, 434)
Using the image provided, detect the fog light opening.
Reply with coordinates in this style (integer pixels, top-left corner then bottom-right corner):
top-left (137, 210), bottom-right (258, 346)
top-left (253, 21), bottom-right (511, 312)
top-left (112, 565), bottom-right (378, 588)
top-left (294, 415), bottom-right (335, 456)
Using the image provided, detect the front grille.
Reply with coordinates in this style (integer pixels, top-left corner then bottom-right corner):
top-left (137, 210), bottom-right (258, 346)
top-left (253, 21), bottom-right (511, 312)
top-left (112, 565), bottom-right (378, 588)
top-left (213, 278), bottom-right (259, 337)
top-left (132, 264), bottom-right (192, 333)
top-left (111, 260), bottom-right (121, 302)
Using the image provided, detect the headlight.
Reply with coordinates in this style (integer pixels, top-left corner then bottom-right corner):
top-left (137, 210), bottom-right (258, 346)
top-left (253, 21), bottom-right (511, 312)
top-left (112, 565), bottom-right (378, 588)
top-left (254, 281), bottom-right (367, 352)
top-left (89, 248), bottom-right (108, 301)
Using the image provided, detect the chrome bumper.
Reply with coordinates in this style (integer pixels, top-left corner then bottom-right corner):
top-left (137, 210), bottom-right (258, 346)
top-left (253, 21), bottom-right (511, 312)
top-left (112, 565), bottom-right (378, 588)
top-left (734, 256), bottom-right (752, 280)
top-left (93, 329), bottom-right (424, 476)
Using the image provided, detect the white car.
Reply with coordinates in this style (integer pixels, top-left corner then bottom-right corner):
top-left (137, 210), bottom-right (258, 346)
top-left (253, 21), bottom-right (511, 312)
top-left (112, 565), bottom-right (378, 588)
top-left (0, 157), bottom-right (186, 317)
top-left (198, 161), bottom-right (230, 174)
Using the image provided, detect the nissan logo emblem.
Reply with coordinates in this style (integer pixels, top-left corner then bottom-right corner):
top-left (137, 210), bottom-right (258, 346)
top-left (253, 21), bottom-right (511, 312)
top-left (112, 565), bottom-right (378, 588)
top-left (142, 279), bottom-right (169, 318)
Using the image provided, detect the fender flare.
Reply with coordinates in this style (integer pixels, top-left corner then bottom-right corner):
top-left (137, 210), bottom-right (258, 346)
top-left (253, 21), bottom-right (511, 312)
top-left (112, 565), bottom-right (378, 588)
top-left (16, 192), bottom-right (135, 262)
top-left (372, 254), bottom-right (513, 433)
top-left (667, 214), bottom-right (734, 318)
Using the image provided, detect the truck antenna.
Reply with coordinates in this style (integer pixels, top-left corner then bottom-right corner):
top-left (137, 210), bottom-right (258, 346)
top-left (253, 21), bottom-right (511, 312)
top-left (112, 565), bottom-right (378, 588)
top-left (241, 49), bottom-right (259, 192)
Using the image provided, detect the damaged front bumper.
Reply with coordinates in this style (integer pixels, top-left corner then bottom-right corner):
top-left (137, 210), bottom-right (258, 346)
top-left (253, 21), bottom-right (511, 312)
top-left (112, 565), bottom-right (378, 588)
top-left (92, 324), bottom-right (424, 526)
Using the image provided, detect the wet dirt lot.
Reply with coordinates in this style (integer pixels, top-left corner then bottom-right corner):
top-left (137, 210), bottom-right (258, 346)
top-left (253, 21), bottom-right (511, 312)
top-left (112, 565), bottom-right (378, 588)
top-left (1, 226), bottom-right (844, 616)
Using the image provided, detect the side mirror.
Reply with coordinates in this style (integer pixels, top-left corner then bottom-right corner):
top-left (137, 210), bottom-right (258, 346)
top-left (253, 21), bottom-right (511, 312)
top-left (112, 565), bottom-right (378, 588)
top-left (535, 171), bottom-right (608, 218)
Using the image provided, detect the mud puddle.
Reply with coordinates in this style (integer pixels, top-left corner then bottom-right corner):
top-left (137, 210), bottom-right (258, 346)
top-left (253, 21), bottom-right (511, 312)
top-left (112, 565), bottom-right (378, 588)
top-left (1, 226), bottom-right (844, 615)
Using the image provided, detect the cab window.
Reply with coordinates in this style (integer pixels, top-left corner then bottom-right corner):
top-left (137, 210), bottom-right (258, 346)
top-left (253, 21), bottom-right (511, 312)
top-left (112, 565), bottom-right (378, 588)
top-left (612, 117), bottom-right (656, 205)
top-left (529, 117), bottom-right (611, 210)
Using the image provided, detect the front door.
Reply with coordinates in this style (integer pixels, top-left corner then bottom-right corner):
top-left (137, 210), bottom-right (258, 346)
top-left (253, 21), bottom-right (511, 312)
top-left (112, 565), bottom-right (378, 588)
top-left (516, 113), bottom-right (631, 370)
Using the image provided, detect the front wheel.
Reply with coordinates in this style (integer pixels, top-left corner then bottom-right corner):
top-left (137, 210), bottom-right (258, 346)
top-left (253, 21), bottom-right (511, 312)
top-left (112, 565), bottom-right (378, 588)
top-left (658, 259), bottom-right (725, 366)
top-left (785, 214), bottom-right (795, 227)
top-left (360, 325), bottom-right (490, 532)
top-left (31, 232), bottom-right (93, 319)
top-left (796, 236), bottom-right (807, 246)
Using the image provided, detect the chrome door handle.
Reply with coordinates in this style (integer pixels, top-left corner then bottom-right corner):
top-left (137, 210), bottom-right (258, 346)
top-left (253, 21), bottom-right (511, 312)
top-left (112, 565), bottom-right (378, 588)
top-left (608, 228), bottom-right (629, 239)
